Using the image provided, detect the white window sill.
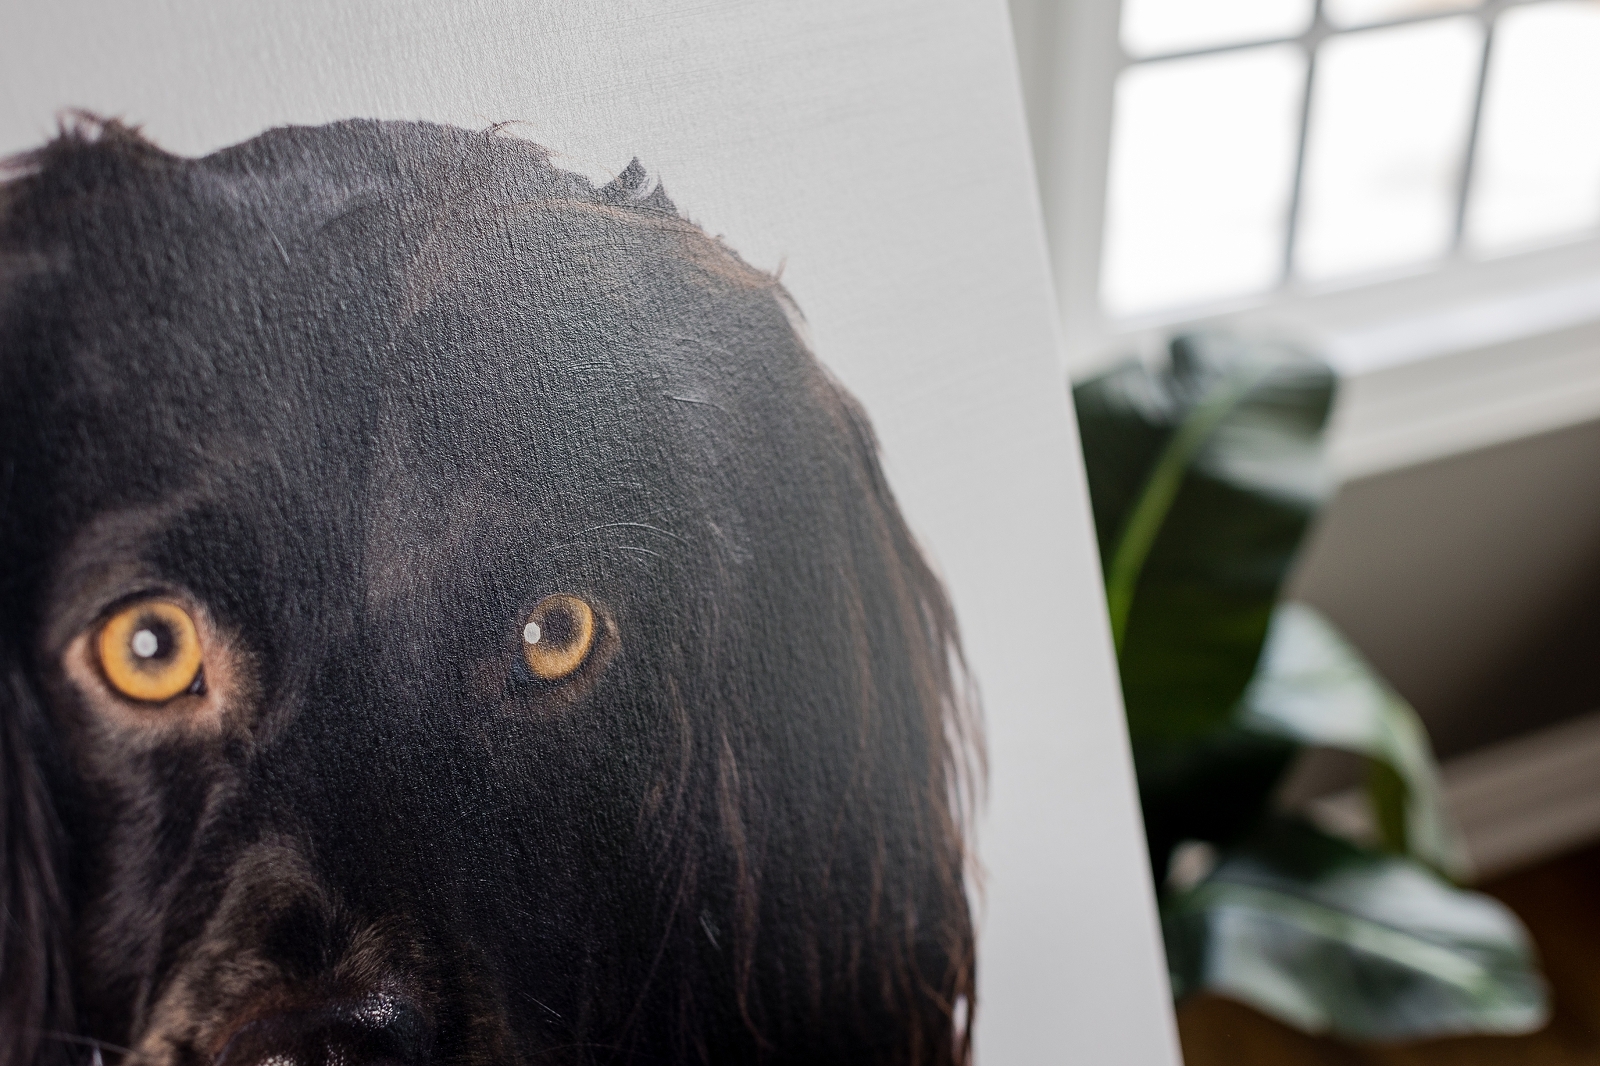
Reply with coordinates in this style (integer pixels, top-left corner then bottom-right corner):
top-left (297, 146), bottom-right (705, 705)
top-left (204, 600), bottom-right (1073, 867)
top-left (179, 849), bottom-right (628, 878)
top-left (1320, 268), bottom-right (1600, 481)
top-left (1064, 240), bottom-right (1600, 484)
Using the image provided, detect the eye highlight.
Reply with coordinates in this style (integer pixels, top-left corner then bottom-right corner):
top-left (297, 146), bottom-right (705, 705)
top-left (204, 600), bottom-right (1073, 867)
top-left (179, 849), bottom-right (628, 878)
top-left (96, 599), bottom-right (203, 703)
top-left (522, 594), bottom-right (596, 682)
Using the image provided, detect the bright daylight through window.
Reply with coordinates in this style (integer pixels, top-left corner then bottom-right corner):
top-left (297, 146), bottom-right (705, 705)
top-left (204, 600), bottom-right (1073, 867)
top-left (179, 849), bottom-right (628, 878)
top-left (1102, 0), bottom-right (1600, 318)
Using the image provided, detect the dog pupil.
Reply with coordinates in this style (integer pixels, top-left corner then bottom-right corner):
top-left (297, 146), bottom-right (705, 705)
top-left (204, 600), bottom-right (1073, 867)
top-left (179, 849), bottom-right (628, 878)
top-left (542, 609), bottom-right (574, 646)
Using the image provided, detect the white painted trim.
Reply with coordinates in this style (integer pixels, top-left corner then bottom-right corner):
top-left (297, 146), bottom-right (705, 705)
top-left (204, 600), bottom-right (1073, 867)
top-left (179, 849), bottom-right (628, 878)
top-left (1309, 709), bottom-right (1600, 881)
top-left (1324, 270), bottom-right (1600, 479)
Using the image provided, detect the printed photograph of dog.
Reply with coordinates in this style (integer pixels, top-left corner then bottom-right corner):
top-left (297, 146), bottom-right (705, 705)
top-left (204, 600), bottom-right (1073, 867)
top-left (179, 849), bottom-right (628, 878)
top-left (0, 118), bottom-right (981, 1066)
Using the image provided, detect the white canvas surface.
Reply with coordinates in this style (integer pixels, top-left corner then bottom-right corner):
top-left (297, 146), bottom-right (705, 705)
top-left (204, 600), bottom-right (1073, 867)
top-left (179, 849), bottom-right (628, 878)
top-left (0, 3), bottom-right (1178, 1061)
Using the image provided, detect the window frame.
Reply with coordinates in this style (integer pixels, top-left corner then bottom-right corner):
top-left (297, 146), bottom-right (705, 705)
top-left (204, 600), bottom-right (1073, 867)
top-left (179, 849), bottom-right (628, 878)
top-left (1012, 0), bottom-right (1600, 478)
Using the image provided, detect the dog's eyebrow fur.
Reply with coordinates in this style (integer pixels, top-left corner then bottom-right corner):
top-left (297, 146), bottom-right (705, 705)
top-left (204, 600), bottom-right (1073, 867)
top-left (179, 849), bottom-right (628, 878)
top-left (35, 501), bottom-right (196, 656)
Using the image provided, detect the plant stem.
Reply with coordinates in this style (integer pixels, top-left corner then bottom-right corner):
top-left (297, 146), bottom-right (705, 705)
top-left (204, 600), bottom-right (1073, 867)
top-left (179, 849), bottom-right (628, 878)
top-left (1105, 367), bottom-right (1269, 658)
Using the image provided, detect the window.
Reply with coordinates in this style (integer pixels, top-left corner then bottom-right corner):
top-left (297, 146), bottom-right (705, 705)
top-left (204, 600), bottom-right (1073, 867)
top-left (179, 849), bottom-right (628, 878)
top-left (1015, 0), bottom-right (1600, 477)
top-left (1104, 0), bottom-right (1600, 317)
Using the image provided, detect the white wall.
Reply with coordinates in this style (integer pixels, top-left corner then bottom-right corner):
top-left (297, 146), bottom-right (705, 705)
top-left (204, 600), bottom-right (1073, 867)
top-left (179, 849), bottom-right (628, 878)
top-left (1292, 416), bottom-right (1600, 759)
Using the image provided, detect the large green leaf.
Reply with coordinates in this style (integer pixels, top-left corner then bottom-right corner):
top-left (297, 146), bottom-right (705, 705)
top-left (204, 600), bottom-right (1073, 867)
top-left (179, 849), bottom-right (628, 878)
top-left (1240, 603), bottom-right (1469, 877)
top-left (1165, 819), bottom-right (1547, 1042)
top-left (1074, 334), bottom-right (1336, 875)
top-left (1136, 727), bottom-right (1298, 883)
top-left (1074, 333), bottom-right (1336, 742)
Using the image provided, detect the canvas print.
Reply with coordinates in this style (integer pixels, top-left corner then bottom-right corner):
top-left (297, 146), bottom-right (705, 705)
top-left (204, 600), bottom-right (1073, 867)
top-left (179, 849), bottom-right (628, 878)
top-left (0, 117), bottom-right (982, 1066)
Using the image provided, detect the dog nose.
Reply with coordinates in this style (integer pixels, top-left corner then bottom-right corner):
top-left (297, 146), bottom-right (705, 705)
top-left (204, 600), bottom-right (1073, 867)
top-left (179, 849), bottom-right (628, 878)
top-left (214, 992), bottom-right (431, 1066)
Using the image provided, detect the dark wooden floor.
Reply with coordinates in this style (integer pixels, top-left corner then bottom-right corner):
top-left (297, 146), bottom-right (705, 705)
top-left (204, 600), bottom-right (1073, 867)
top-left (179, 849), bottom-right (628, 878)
top-left (1179, 841), bottom-right (1600, 1065)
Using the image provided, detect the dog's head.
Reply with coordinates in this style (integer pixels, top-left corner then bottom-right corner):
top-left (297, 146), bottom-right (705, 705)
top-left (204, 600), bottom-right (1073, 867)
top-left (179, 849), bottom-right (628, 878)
top-left (0, 119), bottom-right (979, 1066)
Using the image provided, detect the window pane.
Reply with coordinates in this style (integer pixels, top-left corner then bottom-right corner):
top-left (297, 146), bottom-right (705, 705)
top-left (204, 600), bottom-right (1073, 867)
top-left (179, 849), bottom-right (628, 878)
top-left (1295, 18), bottom-right (1481, 281)
top-left (1121, 0), bottom-right (1313, 57)
top-left (1467, 1), bottom-right (1600, 252)
top-left (1324, 0), bottom-right (1479, 30)
top-left (1101, 46), bottom-right (1304, 316)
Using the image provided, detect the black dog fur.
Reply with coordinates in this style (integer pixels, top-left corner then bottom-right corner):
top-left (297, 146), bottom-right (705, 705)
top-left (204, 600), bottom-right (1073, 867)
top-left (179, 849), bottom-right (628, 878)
top-left (0, 118), bottom-right (979, 1066)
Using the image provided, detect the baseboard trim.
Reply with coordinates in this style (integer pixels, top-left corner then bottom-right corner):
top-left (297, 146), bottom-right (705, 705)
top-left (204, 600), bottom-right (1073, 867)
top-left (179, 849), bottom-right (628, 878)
top-left (1309, 709), bottom-right (1600, 881)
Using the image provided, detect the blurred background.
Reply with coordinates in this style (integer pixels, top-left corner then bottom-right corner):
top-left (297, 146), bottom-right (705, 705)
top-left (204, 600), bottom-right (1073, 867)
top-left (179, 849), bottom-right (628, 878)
top-left (1006, 0), bottom-right (1600, 1061)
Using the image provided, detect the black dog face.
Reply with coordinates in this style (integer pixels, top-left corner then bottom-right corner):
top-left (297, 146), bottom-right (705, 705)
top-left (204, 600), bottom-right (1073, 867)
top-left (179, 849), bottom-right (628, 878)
top-left (0, 120), bottom-right (979, 1066)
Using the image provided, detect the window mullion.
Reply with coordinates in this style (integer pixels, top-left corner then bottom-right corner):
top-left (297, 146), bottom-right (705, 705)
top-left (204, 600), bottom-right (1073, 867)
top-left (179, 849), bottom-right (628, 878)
top-left (1452, 10), bottom-right (1498, 253)
top-left (1282, 1), bottom-right (1326, 284)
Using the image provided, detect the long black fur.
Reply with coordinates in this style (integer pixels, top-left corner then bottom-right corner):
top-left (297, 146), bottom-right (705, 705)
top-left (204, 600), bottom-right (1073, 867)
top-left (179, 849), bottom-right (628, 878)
top-left (0, 118), bottom-right (979, 1066)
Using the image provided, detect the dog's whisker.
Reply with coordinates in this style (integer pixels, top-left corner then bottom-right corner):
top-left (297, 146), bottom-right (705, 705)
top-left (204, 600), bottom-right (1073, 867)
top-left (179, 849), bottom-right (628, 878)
top-left (576, 520), bottom-right (689, 545)
top-left (665, 393), bottom-right (729, 414)
top-left (29, 1031), bottom-right (140, 1063)
top-left (557, 360), bottom-right (620, 375)
top-left (541, 521), bottom-right (691, 560)
top-left (30, 1032), bottom-right (136, 1054)
top-left (524, 994), bottom-right (563, 1021)
top-left (656, 331), bottom-right (745, 363)
top-left (525, 1040), bottom-right (642, 1061)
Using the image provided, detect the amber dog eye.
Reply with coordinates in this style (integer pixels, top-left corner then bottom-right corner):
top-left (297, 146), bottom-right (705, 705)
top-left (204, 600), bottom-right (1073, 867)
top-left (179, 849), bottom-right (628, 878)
top-left (522, 594), bottom-right (596, 681)
top-left (96, 599), bottom-right (203, 703)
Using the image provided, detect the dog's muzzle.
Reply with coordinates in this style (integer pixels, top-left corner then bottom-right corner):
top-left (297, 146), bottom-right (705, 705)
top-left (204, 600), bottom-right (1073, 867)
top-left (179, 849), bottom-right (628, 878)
top-left (213, 992), bottom-right (431, 1066)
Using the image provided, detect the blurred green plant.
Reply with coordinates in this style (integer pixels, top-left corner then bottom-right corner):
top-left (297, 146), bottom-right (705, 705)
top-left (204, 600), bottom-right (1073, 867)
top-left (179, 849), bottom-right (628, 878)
top-left (1074, 333), bottom-right (1549, 1042)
